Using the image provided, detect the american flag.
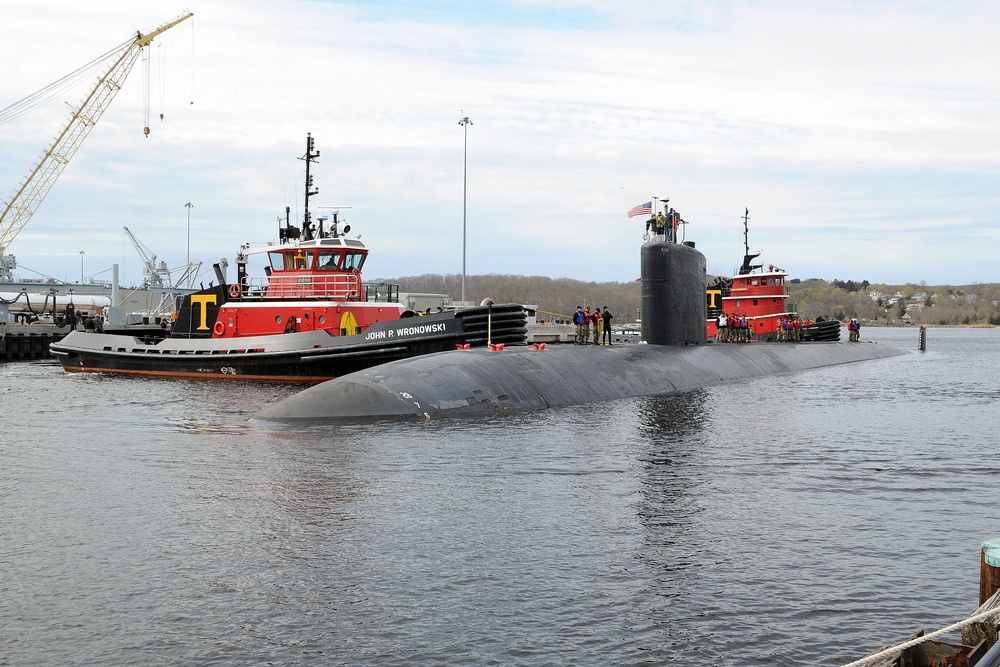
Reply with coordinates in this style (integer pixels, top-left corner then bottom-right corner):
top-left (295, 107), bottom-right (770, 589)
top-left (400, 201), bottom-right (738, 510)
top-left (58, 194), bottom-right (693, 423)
top-left (627, 201), bottom-right (652, 218)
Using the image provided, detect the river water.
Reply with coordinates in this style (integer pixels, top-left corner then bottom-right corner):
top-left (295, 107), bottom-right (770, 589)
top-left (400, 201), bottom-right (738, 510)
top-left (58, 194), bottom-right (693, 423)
top-left (1, 327), bottom-right (997, 666)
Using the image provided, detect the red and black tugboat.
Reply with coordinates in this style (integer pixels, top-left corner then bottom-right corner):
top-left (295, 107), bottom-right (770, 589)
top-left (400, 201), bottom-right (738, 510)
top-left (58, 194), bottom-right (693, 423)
top-left (50, 135), bottom-right (527, 382)
top-left (706, 209), bottom-right (840, 342)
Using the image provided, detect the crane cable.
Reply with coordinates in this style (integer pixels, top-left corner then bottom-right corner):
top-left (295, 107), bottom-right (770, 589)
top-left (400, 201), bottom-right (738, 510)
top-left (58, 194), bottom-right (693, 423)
top-left (158, 38), bottom-right (167, 122)
top-left (142, 42), bottom-right (151, 136)
top-left (189, 16), bottom-right (195, 105)
top-left (0, 37), bottom-right (133, 125)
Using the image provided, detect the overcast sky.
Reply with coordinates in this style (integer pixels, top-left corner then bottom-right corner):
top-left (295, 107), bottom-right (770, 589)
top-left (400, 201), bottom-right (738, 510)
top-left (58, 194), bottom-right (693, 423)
top-left (2, 1), bottom-right (999, 289)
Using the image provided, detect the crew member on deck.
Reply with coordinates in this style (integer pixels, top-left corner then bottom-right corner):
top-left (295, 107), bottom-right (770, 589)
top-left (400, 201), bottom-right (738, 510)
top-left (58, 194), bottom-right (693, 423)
top-left (848, 318), bottom-right (861, 342)
top-left (602, 307), bottom-right (613, 346)
top-left (573, 306), bottom-right (586, 344)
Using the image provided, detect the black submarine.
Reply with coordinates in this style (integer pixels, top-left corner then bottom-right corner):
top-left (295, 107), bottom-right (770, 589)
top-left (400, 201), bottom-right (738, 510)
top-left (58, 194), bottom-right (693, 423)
top-left (256, 238), bottom-right (905, 422)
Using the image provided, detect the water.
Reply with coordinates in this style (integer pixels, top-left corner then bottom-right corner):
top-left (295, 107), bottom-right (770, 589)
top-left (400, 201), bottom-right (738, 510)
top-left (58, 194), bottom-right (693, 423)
top-left (1, 327), bottom-right (998, 666)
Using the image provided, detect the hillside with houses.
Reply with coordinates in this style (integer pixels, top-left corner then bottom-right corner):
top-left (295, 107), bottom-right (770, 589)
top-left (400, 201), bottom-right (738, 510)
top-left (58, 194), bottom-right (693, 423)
top-left (789, 279), bottom-right (1000, 326)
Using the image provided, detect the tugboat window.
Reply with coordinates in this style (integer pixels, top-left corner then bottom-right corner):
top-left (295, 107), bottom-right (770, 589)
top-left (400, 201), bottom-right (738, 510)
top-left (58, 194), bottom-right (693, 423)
top-left (342, 252), bottom-right (365, 271)
top-left (317, 251), bottom-right (340, 270)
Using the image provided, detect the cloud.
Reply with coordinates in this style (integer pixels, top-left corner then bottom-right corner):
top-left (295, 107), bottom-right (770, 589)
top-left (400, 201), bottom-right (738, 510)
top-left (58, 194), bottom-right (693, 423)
top-left (2, 0), bottom-right (999, 288)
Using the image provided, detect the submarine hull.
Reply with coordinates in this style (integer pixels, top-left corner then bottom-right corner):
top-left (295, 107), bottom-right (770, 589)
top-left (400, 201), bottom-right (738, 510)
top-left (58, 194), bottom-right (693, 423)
top-left (256, 341), bottom-right (905, 422)
top-left (256, 239), bottom-right (905, 423)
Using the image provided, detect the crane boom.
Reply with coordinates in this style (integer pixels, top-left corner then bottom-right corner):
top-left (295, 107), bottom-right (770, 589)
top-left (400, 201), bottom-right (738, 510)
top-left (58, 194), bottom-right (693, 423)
top-left (0, 11), bottom-right (193, 278)
top-left (123, 226), bottom-right (172, 289)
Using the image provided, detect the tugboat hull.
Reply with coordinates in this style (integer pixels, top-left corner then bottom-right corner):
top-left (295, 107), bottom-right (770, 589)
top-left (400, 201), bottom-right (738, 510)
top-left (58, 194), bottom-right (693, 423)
top-left (50, 304), bottom-right (527, 382)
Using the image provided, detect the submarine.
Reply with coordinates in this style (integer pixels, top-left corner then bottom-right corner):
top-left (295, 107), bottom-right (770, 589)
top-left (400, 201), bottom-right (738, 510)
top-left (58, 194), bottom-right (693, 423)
top-left (256, 238), bottom-right (905, 423)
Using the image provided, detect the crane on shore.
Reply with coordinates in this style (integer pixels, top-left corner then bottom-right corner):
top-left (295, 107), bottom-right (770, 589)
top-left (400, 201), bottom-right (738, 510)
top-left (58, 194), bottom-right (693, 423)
top-left (0, 11), bottom-right (193, 281)
top-left (123, 226), bottom-right (201, 290)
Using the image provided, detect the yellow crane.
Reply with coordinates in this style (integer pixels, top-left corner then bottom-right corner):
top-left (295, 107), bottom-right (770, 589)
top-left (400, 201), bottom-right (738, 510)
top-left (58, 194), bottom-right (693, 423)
top-left (0, 11), bottom-right (193, 280)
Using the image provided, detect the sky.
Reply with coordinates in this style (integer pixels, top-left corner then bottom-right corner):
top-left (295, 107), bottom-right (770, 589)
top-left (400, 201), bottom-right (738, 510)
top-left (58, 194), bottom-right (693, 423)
top-left (2, 0), bottom-right (1000, 289)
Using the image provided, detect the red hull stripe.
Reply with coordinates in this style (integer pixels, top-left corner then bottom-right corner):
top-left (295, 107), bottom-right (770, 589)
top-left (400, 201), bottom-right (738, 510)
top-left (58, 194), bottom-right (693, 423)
top-left (61, 366), bottom-right (330, 383)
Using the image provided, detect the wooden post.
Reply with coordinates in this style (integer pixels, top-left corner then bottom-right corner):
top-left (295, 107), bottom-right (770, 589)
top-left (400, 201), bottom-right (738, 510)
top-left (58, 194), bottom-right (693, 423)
top-left (980, 539), bottom-right (1000, 605)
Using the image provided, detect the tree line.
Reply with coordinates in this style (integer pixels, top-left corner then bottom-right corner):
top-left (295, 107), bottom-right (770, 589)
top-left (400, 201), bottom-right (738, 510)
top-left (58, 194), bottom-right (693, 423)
top-left (386, 273), bottom-right (641, 323)
top-left (383, 273), bottom-right (1000, 326)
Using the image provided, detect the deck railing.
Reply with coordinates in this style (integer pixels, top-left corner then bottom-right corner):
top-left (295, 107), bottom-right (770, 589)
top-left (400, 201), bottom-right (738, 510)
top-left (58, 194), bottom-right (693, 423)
top-left (239, 274), bottom-right (400, 303)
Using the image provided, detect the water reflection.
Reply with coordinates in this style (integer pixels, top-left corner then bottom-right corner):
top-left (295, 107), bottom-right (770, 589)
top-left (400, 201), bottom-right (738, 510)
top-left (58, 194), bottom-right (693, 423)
top-left (635, 389), bottom-right (711, 462)
top-left (632, 389), bottom-right (712, 545)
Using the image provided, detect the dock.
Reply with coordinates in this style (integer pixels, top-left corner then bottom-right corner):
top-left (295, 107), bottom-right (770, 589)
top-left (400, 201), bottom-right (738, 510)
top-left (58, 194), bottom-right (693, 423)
top-left (1, 322), bottom-right (166, 362)
top-left (0, 323), bottom-right (67, 361)
top-left (527, 322), bottom-right (641, 345)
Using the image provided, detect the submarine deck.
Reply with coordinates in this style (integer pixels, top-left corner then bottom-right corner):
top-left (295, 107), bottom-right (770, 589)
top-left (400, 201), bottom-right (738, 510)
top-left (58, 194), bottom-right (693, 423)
top-left (256, 340), bottom-right (906, 422)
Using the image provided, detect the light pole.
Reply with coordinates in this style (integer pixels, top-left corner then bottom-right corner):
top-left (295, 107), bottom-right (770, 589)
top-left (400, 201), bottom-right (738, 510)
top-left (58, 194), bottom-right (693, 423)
top-left (79, 250), bottom-right (85, 284)
top-left (458, 113), bottom-right (472, 303)
top-left (185, 201), bottom-right (194, 266)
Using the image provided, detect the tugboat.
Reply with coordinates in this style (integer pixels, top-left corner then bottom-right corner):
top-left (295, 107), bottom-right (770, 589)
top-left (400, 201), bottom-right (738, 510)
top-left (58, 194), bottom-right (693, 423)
top-left (706, 209), bottom-right (840, 342)
top-left (50, 135), bottom-right (527, 382)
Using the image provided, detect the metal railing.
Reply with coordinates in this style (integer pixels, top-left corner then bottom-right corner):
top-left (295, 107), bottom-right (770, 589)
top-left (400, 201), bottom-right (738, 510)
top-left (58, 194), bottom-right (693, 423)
top-left (238, 275), bottom-right (400, 303)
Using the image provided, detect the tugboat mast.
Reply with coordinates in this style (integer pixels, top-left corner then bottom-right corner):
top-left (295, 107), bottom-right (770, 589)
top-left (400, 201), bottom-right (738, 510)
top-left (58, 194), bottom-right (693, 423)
top-left (738, 207), bottom-right (762, 275)
top-left (743, 207), bottom-right (750, 259)
top-left (301, 133), bottom-right (321, 240)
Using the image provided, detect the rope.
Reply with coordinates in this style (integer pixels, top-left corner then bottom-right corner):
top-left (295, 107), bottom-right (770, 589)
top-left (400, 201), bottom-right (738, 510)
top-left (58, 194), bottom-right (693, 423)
top-left (536, 309), bottom-right (571, 319)
top-left (842, 592), bottom-right (1000, 667)
top-left (0, 37), bottom-right (133, 124)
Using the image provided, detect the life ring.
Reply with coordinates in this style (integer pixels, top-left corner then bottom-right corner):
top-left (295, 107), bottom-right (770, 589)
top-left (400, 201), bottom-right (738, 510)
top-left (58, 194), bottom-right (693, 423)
top-left (228, 283), bottom-right (241, 299)
top-left (213, 321), bottom-right (225, 336)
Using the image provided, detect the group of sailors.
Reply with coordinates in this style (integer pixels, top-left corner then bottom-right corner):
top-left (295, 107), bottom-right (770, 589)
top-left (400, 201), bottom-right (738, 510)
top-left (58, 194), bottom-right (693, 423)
top-left (847, 318), bottom-right (862, 342)
top-left (645, 207), bottom-right (683, 242)
top-left (776, 316), bottom-right (805, 342)
top-left (715, 313), bottom-right (755, 342)
top-left (573, 306), bottom-right (614, 345)
top-left (715, 314), bottom-right (809, 342)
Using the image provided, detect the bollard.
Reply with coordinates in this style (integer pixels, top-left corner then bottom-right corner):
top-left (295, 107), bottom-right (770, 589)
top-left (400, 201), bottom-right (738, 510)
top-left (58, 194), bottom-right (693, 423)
top-left (918, 325), bottom-right (927, 352)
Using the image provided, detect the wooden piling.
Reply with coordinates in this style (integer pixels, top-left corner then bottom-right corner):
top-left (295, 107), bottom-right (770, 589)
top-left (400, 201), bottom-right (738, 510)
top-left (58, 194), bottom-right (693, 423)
top-left (980, 538), bottom-right (1000, 605)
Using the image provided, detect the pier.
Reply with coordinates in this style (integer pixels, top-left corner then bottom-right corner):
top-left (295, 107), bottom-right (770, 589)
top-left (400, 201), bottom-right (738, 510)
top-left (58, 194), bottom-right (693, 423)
top-left (1, 322), bottom-right (166, 362)
top-left (0, 324), bottom-right (67, 361)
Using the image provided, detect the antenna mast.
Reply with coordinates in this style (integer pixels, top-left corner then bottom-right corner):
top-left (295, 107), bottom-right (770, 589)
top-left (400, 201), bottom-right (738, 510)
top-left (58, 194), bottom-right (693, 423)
top-left (300, 133), bottom-right (320, 240)
top-left (742, 207), bottom-right (750, 258)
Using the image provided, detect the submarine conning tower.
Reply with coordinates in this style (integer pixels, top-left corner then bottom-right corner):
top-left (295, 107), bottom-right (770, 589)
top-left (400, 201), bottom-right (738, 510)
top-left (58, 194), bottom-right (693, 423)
top-left (640, 239), bottom-right (707, 346)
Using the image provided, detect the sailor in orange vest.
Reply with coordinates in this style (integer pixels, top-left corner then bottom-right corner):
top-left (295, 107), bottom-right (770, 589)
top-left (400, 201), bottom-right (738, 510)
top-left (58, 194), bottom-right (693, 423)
top-left (848, 318), bottom-right (861, 342)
